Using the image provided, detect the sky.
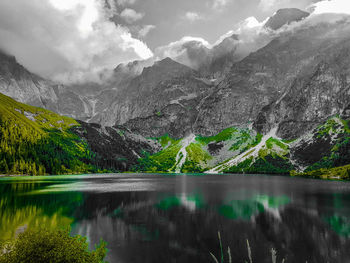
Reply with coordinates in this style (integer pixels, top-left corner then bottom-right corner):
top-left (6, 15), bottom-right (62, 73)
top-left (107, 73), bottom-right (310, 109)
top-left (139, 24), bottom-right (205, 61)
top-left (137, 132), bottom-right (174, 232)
top-left (117, 0), bottom-right (316, 49)
top-left (0, 0), bottom-right (348, 84)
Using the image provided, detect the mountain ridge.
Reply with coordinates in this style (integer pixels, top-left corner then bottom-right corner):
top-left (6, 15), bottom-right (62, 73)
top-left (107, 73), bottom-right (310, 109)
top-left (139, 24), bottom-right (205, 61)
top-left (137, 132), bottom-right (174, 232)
top-left (0, 12), bottom-right (349, 176)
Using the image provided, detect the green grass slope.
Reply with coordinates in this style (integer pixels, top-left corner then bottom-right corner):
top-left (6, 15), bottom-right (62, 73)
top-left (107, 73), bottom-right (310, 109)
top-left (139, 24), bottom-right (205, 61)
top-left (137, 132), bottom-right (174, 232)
top-left (0, 93), bottom-right (99, 175)
top-left (134, 127), bottom-right (263, 173)
top-left (134, 116), bottom-right (349, 178)
top-left (291, 164), bottom-right (350, 180)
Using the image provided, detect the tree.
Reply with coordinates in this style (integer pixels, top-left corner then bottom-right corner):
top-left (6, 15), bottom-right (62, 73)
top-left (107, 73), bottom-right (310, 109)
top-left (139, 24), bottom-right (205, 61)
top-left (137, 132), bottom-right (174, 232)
top-left (0, 228), bottom-right (108, 263)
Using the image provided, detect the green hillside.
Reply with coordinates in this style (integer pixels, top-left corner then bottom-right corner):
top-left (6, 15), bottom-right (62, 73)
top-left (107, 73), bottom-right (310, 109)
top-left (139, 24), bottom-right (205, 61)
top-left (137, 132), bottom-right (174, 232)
top-left (0, 93), bottom-right (98, 175)
top-left (1, 91), bottom-right (348, 178)
top-left (133, 117), bottom-right (350, 178)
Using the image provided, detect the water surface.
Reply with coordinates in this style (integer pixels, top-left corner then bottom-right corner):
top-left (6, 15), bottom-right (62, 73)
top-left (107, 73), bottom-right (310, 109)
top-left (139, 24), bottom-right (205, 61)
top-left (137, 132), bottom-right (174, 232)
top-left (1, 174), bottom-right (350, 263)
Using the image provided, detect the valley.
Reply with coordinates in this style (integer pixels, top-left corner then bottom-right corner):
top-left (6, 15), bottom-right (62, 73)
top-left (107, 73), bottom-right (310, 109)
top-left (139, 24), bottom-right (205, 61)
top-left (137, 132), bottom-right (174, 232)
top-left (0, 7), bottom-right (349, 178)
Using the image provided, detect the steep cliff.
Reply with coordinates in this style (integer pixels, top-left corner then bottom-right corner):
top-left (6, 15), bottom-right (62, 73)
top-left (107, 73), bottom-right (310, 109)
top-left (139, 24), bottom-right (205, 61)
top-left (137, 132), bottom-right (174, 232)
top-left (93, 58), bottom-right (212, 138)
top-left (195, 19), bottom-right (350, 138)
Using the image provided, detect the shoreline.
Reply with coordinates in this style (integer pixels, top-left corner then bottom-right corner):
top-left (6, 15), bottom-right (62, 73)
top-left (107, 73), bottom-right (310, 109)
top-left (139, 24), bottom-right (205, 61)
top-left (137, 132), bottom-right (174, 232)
top-left (0, 172), bottom-right (349, 182)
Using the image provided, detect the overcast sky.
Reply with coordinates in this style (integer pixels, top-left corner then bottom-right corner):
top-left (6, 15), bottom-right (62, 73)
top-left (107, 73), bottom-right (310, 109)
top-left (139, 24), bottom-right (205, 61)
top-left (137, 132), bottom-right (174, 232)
top-left (0, 0), bottom-right (347, 83)
top-left (118, 0), bottom-right (316, 49)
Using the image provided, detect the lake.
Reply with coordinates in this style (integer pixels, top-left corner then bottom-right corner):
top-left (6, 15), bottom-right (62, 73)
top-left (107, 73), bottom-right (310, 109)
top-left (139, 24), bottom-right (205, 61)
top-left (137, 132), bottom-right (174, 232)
top-left (1, 174), bottom-right (350, 263)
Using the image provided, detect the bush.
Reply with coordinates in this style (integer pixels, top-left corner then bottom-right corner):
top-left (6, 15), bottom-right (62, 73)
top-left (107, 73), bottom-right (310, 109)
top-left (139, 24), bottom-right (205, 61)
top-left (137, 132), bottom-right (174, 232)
top-left (0, 228), bottom-right (107, 263)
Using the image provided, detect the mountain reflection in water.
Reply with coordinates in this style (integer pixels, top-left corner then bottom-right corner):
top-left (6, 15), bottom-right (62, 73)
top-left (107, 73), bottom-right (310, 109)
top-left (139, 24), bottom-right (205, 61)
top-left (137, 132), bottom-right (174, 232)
top-left (1, 174), bottom-right (350, 263)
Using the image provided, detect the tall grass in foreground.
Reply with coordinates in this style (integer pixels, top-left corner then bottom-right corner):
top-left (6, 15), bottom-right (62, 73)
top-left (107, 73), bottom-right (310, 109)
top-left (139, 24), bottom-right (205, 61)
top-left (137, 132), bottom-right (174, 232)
top-left (210, 231), bottom-right (285, 263)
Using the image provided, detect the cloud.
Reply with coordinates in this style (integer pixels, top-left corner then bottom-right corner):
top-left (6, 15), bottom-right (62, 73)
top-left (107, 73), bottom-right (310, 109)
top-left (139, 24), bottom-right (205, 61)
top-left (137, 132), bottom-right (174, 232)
top-left (0, 0), bottom-right (152, 84)
top-left (259, 0), bottom-right (278, 11)
top-left (212, 16), bottom-right (271, 60)
top-left (117, 0), bottom-right (137, 6)
top-left (212, 0), bottom-right (231, 9)
top-left (120, 8), bottom-right (144, 23)
top-left (311, 0), bottom-right (350, 15)
top-left (106, 0), bottom-right (118, 14)
top-left (154, 37), bottom-right (210, 69)
top-left (184, 12), bottom-right (202, 22)
top-left (138, 25), bottom-right (156, 37)
top-left (258, 0), bottom-right (313, 12)
top-left (152, 15), bottom-right (271, 70)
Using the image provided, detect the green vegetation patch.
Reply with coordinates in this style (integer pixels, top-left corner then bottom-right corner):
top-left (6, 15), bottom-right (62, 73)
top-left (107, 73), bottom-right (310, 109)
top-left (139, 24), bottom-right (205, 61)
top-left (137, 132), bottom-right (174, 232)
top-left (292, 164), bottom-right (350, 180)
top-left (186, 143), bottom-right (212, 164)
top-left (315, 117), bottom-right (341, 139)
top-left (196, 127), bottom-right (238, 144)
top-left (152, 134), bottom-right (179, 148)
top-left (0, 93), bottom-right (100, 176)
top-left (266, 138), bottom-right (288, 151)
top-left (0, 228), bottom-right (107, 263)
top-left (305, 117), bottom-right (350, 173)
top-left (133, 139), bottom-right (182, 172)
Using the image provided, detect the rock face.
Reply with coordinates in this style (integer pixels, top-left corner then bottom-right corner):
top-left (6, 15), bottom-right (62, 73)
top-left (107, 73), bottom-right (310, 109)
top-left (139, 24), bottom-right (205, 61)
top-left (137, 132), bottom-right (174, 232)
top-left (253, 23), bottom-right (350, 139)
top-left (196, 20), bottom-right (350, 138)
top-left (72, 121), bottom-right (160, 170)
top-left (0, 51), bottom-right (58, 111)
top-left (1, 15), bottom-right (350, 144)
top-left (0, 50), bottom-right (92, 121)
top-left (199, 34), bottom-right (240, 78)
top-left (265, 8), bottom-right (309, 30)
top-left (93, 58), bottom-right (213, 138)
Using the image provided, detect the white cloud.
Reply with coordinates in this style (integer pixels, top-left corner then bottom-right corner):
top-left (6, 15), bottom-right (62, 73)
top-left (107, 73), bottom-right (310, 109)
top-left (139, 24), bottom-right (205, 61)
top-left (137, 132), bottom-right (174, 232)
top-left (106, 0), bottom-right (118, 14)
top-left (259, 0), bottom-right (278, 11)
top-left (0, 0), bottom-right (152, 84)
top-left (185, 12), bottom-right (202, 22)
top-left (213, 0), bottom-right (231, 9)
top-left (213, 16), bottom-right (271, 60)
top-left (120, 8), bottom-right (144, 23)
top-left (311, 0), bottom-right (350, 15)
top-left (138, 25), bottom-right (156, 37)
top-left (154, 37), bottom-right (210, 69)
top-left (259, 0), bottom-right (313, 12)
top-left (117, 0), bottom-right (137, 6)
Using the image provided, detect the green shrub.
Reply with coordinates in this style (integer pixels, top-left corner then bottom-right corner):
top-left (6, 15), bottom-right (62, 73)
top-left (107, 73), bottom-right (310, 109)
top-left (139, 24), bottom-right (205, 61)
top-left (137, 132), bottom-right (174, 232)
top-left (0, 228), bottom-right (107, 263)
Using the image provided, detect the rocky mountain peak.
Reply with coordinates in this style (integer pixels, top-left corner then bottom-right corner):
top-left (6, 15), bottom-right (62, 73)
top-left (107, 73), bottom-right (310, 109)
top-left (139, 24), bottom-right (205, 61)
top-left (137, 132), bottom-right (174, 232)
top-left (141, 57), bottom-right (194, 79)
top-left (265, 8), bottom-right (309, 30)
top-left (0, 50), bottom-right (16, 64)
top-left (154, 57), bottom-right (187, 69)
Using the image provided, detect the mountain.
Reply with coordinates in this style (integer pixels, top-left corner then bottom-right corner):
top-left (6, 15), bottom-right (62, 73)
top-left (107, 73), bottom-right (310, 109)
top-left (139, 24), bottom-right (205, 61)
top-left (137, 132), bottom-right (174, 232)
top-left (133, 116), bottom-right (349, 177)
top-left (165, 40), bottom-right (212, 70)
top-left (131, 17), bottom-right (350, 175)
top-left (1, 12), bottom-right (350, 176)
top-left (0, 51), bottom-right (58, 111)
top-left (92, 57), bottom-right (213, 138)
top-left (194, 19), bottom-right (350, 138)
top-left (199, 34), bottom-right (240, 78)
top-left (0, 92), bottom-right (158, 175)
top-left (0, 50), bottom-right (93, 121)
top-left (264, 8), bottom-right (310, 30)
